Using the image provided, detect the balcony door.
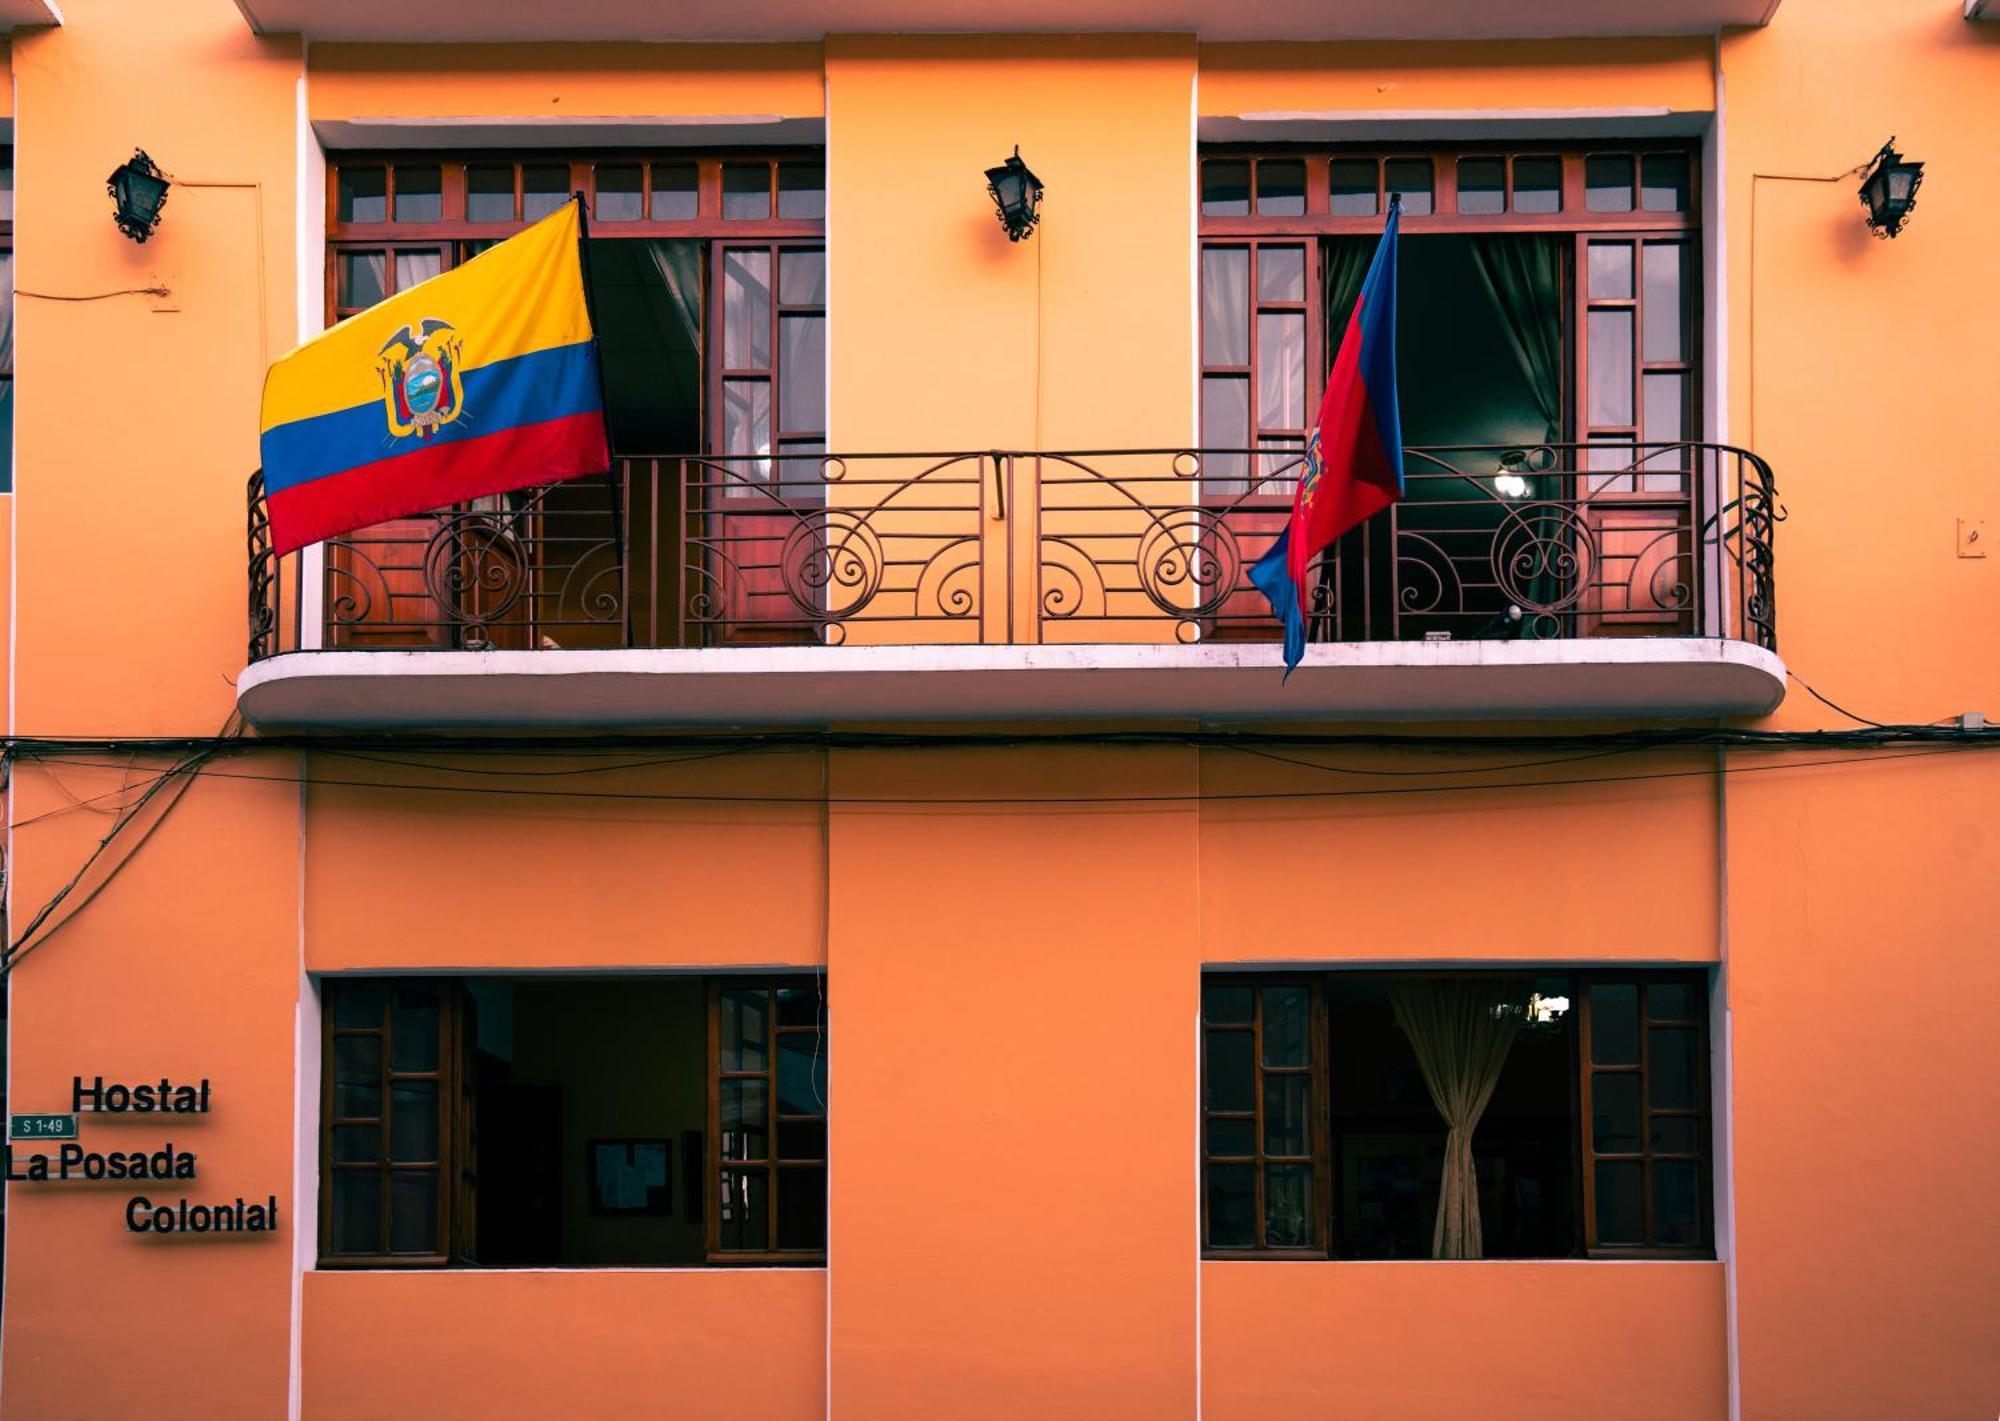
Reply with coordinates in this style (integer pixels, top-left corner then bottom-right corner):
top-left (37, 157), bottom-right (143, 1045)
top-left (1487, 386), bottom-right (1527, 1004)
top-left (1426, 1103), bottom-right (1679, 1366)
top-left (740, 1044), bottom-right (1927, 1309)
top-left (1196, 144), bottom-right (1700, 643)
top-left (320, 153), bottom-right (824, 651)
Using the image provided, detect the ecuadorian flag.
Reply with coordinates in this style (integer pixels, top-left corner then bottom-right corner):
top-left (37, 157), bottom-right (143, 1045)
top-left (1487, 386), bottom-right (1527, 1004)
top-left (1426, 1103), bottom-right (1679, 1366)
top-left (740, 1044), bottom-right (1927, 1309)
top-left (259, 199), bottom-right (610, 556)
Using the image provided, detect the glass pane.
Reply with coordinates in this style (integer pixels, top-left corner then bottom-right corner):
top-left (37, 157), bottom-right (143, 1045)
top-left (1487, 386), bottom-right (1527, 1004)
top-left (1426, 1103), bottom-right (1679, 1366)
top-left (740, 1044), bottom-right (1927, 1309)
top-left (1207, 1163), bottom-right (1254, 1247)
top-left (331, 1173), bottom-right (381, 1252)
top-left (722, 1079), bottom-right (770, 1160)
top-left (1642, 153), bottom-right (1690, 213)
top-left (1653, 1160), bottom-right (1701, 1245)
top-left (1385, 158), bottom-right (1433, 215)
top-left (0, 161), bottom-right (14, 223)
top-left (1330, 160), bottom-right (1378, 216)
top-left (1202, 247), bottom-right (1249, 366)
top-left (1588, 310), bottom-right (1635, 426)
top-left (1587, 438), bottom-right (1636, 495)
top-left (338, 252), bottom-right (387, 310)
top-left (1591, 1071), bottom-right (1642, 1154)
top-left (780, 249), bottom-right (826, 306)
top-left (1589, 243), bottom-right (1633, 300)
top-left (1262, 1074), bottom-right (1310, 1156)
top-left (1203, 982), bottom-right (1254, 1025)
top-left (1643, 373), bottom-right (1685, 449)
top-left (1643, 243), bottom-right (1687, 362)
top-left (338, 166), bottom-right (386, 224)
top-left (389, 1170), bottom-right (437, 1252)
top-left (718, 1168), bottom-right (768, 1251)
top-left (1458, 157), bottom-right (1505, 214)
top-left (1265, 1164), bottom-right (1312, 1247)
top-left (775, 985), bottom-right (823, 1027)
top-left (1201, 377), bottom-right (1249, 492)
top-left (466, 165), bottom-right (515, 223)
top-left (1587, 154), bottom-right (1635, 213)
top-left (778, 162), bottom-right (825, 220)
top-left (1648, 982), bottom-right (1698, 1020)
top-left (723, 380), bottom-right (772, 472)
top-left (777, 1117), bottom-right (827, 1159)
top-left (392, 165), bottom-right (441, 223)
top-left (1207, 1116), bottom-right (1254, 1156)
top-left (776, 1167), bottom-right (827, 1249)
top-left (1256, 160), bottom-right (1305, 216)
top-left (1257, 313), bottom-right (1306, 431)
top-left (595, 164), bottom-right (642, 222)
top-left (1594, 1160), bottom-right (1644, 1244)
top-left (779, 315), bottom-right (826, 435)
top-left (721, 987), bottom-right (770, 1071)
top-left (1514, 155), bottom-right (1562, 214)
top-left (1649, 1026), bottom-right (1700, 1110)
top-left (333, 1035), bottom-right (382, 1118)
top-left (333, 983), bottom-right (385, 1030)
top-left (1650, 1115), bottom-right (1699, 1154)
top-left (394, 251), bottom-right (441, 293)
top-left (1257, 246), bottom-right (1306, 304)
top-left (723, 249), bottom-right (772, 369)
top-left (776, 1031), bottom-right (828, 1117)
top-left (1590, 984), bottom-right (1640, 1064)
top-left (389, 1080), bottom-right (439, 1162)
top-left (1201, 159), bottom-right (1250, 217)
top-left (723, 163), bottom-right (771, 219)
top-left (390, 992), bottom-right (439, 1072)
top-left (651, 163), bottom-right (699, 221)
top-left (332, 1124), bottom-right (379, 1164)
top-left (1261, 987), bottom-right (1309, 1067)
top-left (522, 164), bottom-right (570, 221)
top-left (1204, 1029), bottom-right (1254, 1111)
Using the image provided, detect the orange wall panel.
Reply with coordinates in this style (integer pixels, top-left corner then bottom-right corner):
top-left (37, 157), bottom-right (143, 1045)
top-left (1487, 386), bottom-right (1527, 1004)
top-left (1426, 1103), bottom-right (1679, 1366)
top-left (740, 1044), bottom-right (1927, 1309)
top-left (826, 744), bottom-right (1202, 1417)
top-left (1199, 36), bottom-right (1714, 119)
top-left (1199, 745), bottom-right (1720, 962)
top-left (1202, 1260), bottom-right (1727, 1419)
top-left (307, 42), bottom-right (824, 122)
top-left (303, 1269), bottom-right (826, 1418)
top-left (301, 749), bottom-right (828, 971)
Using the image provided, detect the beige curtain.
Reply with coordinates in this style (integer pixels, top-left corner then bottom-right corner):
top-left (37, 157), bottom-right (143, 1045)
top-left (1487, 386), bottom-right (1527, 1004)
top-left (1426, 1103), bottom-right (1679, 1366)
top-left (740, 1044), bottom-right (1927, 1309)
top-left (1390, 978), bottom-right (1528, 1259)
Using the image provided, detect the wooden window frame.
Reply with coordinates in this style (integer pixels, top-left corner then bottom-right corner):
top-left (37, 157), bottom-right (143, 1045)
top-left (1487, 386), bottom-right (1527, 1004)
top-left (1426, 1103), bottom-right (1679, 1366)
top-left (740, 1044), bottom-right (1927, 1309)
top-left (707, 975), bottom-right (828, 1264)
top-left (1578, 970), bottom-right (1713, 1257)
top-left (1196, 143), bottom-right (1701, 461)
top-left (1201, 966), bottom-right (1713, 1261)
top-left (1201, 976), bottom-right (1330, 1257)
top-left (710, 240), bottom-right (828, 479)
top-left (318, 979), bottom-right (472, 1268)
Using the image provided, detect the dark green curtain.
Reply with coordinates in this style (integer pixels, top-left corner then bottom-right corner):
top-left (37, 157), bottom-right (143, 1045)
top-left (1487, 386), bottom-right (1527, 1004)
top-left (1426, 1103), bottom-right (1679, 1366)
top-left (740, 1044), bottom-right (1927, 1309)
top-left (1469, 234), bottom-right (1566, 633)
top-left (1321, 236), bottom-right (1374, 344)
top-left (583, 237), bottom-right (704, 453)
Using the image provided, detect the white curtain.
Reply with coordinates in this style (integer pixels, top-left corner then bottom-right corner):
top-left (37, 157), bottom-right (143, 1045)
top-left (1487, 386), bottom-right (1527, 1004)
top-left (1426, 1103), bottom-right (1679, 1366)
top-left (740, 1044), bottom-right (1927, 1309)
top-left (1390, 978), bottom-right (1527, 1259)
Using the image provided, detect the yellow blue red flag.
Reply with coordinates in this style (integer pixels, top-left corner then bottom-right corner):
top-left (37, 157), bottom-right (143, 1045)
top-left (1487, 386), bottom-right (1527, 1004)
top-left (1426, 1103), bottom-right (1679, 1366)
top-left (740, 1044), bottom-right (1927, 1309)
top-left (259, 199), bottom-right (609, 556)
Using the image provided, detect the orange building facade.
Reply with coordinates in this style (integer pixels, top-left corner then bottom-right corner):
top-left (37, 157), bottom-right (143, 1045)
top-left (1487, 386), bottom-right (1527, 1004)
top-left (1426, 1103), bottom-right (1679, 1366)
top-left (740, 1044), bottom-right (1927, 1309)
top-left (0, 1), bottom-right (1996, 1417)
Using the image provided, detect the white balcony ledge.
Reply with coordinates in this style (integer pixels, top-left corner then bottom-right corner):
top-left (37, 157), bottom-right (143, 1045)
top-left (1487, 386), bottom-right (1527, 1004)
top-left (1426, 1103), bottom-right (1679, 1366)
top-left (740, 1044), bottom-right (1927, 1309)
top-left (237, 638), bottom-right (1786, 730)
top-left (236, 0), bottom-right (1780, 42)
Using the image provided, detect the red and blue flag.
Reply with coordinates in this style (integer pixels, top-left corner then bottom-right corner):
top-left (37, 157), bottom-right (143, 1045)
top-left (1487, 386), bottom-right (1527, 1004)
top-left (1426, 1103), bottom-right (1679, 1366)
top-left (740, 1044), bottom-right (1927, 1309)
top-left (1248, 197), bottom-right (1404, 674)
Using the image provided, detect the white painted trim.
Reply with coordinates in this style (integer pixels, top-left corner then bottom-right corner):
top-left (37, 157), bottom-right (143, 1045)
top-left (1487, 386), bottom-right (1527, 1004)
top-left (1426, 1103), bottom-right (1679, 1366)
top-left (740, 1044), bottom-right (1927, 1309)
top-left (1200, 108), bottom-right (1711, 144)
top-left (237, 637), bottom-right (1789, 729)
top-left (312, 116), bottom-right (822, 151)
top-left (296, 77), bottom-right (327, 649)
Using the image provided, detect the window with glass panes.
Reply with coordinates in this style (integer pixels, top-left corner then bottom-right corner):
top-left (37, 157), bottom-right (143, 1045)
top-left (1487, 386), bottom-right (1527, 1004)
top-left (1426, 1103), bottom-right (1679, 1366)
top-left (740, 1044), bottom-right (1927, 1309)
top-left (1199, 967), bottom-right (1711, 1259)
top-left (1197, 145), bottom-right (1699, 491)
top-left (326, 153), bottom-right (825, 459)
top-left (711, 978), bottom-right (828, 1260)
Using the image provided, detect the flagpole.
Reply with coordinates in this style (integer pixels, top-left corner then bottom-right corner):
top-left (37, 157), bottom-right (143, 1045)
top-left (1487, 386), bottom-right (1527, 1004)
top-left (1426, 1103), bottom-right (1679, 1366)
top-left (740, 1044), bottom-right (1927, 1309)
top-left (571, 191), bottom-right (632, 647)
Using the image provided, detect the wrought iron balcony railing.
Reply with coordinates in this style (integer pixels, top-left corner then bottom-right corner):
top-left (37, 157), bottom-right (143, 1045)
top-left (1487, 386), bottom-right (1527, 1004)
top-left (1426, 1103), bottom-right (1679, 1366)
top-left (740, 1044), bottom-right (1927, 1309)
top-left (247, 443), bottom-right (1778, 663)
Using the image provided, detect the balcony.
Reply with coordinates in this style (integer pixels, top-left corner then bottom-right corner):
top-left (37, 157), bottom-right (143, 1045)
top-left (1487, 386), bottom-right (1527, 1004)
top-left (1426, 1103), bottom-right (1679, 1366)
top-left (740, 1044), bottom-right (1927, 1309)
top-left (239, 443), bottom-right (1784, 728)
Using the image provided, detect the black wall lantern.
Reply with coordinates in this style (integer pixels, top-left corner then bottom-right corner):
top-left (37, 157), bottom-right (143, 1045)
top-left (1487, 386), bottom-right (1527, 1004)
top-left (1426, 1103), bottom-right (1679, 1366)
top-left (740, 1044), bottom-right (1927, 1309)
top-left (984, 146), bottom-right (1044, 242)
top-left (1858, 138), bottom-right (1923, 239)
top-left (107, 149), bottom-right (171, 244)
